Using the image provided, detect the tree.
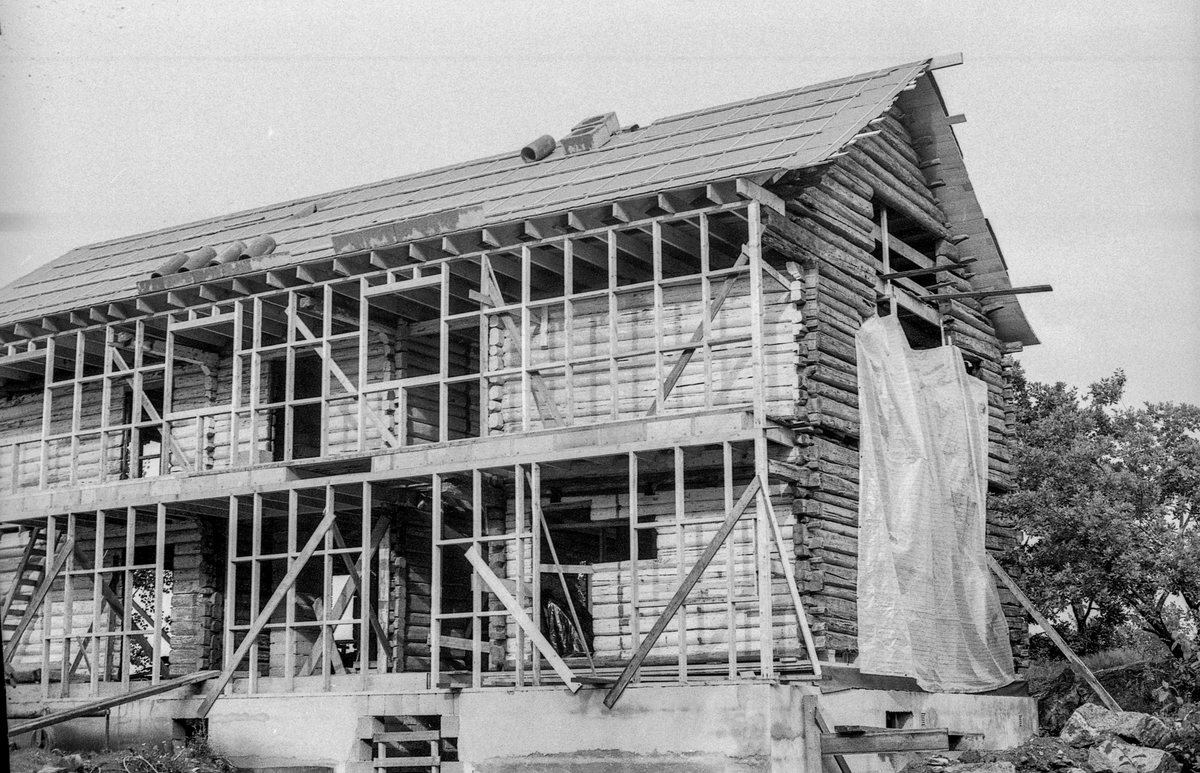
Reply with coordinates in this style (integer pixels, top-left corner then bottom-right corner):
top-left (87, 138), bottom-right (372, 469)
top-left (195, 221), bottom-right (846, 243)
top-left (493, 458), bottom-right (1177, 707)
top-left (997, 365), bottom-right (1200, 662)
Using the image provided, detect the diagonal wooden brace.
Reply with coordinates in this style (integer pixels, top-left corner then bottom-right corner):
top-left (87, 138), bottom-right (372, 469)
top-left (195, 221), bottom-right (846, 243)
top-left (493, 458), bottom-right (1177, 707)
top-left (290, 316), bottom-right (402, 449)
top-left (196, 504), bottom-right (339, 717)
top-left (296, 517), bottom-right (391, 676)
top-left (604, 476), bottom-right (761, 708)
top-left (110, 350), bottom-right (192, 469)
top-left (463, 544), bottom-right (580, 693)
top-left (646, 246), bottom-right (750, 416)
top-left (480, 257), bottom-right (563, 427)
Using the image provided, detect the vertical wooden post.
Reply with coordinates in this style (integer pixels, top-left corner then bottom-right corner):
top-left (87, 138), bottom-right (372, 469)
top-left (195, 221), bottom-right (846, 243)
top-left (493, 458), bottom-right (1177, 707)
top-left (700, 213), bottom-right (714, 410)
top-left (514, 464), bottom-right (526, 687)
top-left (674, 446), bottom-right (687, 681)
top-left (249, 493), bottom-right (263, 694)
top-left (322, 485), bottom-right (335, 692)
top-left (748, 200), bottom-right (774, 677)
top-left (563, 239), bottom-right (576, 425)
top-left (163, 320), bottom-right (177, 474)
top-left (39, 337), bottom-right (54, 490)
top-left (283, 291), bottom-right (297, 462)
top-left (60, 513), bottom-right (77, 694)
top-left (91, 511), bottom-right (105, 692)
top-left (430, 472), bottom-right (443, 689)
top-left (320, 285), bottom-right (332, 459)
top-left (439, 263), bottom-right (451, 442)
top-left (223, 496), bottom-right (238, 694)
top-left (249, 298), bottom-right (262, 463)
top-left (724, 442), bottom-right (737, 678)
top-left (231, 300), bottom-right (244, 466)
top-left (121, 507), bottom-right (136, 690)
top-left (151, 503), bottom-right (166, 683)
top-left (471, 469), bottom-right (483, 689)
top-left (284, 489), bottom-right (298, 691)
top-left (652, 221), bottom-right (665, 412)
top-left (530, 463), bottom-right (543, 685)
top-left (628, 451), bottom-right (641, 671)
top-left (357, 278), bottom-right (370, 452)
top-left (39, 516), bottom-right (56, 697)
top-left (359, 481), bottom-right (372, 688)
top-left (520, 245), bottom-right (532, 432)
top-left (70, 331), bottom-right (84, 486)
top-left (607, 230), bottom-right (619, 420)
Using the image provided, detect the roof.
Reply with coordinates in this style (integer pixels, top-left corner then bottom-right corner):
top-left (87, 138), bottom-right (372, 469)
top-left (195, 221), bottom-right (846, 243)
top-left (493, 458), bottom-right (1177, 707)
top-left (0, 56), bottom-right (1036, 345)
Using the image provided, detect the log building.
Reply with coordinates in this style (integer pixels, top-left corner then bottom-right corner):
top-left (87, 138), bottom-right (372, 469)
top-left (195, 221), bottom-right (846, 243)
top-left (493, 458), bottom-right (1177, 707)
top-left (2, 56), bottom-right (1043, 772)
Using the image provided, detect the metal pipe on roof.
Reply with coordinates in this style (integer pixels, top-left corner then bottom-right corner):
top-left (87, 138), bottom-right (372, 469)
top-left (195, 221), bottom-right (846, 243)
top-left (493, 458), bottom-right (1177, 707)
top-left (208, 240), bottom-right (248, 267)
top-left (150, 252), bottom-right (189, 278)
top-left (179, 246), bottom-right (217, 272)
top-left (520, 134), bottom-right (556, 163)
top-left (242, 235), bottom-right (277, 258)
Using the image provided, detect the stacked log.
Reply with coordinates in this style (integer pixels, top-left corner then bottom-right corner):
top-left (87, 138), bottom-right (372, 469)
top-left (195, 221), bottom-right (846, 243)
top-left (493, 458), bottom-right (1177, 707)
top-left (491, 280), bottom-right (799, 428)
top-left (754, 103), bottom-right (1028, 667)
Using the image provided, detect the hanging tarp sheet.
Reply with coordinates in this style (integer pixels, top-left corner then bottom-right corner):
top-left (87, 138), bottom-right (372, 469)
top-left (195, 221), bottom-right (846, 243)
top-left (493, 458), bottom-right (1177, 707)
top-left (855, 314), bottom-right (1015, 692)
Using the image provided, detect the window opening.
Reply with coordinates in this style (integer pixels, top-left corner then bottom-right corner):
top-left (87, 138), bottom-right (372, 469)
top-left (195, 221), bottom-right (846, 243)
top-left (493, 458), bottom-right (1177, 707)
top-left (270, 353), bottom-right (322, 461)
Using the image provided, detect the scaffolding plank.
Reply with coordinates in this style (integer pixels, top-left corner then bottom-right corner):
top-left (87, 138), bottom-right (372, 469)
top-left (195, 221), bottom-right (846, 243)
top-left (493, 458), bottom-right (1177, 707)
top-left (8, 669), bottom-right (220, 737)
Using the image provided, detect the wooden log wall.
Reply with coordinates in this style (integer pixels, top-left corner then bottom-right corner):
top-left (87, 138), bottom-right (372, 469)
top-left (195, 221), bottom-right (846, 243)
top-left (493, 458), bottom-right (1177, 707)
top-left (762, 104), bottom-right (1028, 670)
top-left (493, 279), bottom-right (799, 431)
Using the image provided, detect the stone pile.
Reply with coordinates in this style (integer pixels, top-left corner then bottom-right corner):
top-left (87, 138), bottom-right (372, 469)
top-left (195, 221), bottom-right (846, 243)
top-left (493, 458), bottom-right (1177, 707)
top-left (902, 704), bottom-right (1184, 773)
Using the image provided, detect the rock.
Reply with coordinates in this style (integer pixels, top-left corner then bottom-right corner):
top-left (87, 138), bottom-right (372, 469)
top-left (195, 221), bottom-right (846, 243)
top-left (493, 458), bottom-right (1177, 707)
top-left (1059, 704), bottom-right (1171, 749)
top-left (945, 763), bottom-right (1016, 773)
top-left (1093, 738), bottom-right (1181, 773)
top-left (1088, 747), bottom-right (1116, 773)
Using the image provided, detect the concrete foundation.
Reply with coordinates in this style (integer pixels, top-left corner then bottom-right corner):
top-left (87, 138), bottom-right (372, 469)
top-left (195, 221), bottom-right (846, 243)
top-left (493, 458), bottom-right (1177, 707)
top-left (455, 683), bottom-right (820, 773)
top-left (8, 680), bottom-right (1037, 773)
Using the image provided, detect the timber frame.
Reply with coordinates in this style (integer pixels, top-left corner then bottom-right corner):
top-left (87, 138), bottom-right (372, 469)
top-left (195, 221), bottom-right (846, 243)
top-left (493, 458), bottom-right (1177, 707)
top-left (1, 59), bottom-right (1038, 758)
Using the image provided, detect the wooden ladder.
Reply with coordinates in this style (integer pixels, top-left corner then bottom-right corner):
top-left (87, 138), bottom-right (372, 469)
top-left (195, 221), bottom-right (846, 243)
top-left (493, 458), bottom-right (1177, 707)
top-left (1, 525), bottom-right (47, 643)
top-left (357, 713), bottom-right (461, 773)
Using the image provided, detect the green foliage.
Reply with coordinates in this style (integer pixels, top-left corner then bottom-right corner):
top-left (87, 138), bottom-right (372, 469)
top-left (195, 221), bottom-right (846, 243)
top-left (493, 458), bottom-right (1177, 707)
top-left (997, 365), bottom-right (1200, 666)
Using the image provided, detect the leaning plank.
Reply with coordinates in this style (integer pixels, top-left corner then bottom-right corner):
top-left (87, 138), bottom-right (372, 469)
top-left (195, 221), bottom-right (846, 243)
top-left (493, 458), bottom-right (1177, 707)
top-left (986, 554), bottom-right (1120, 711)
top-left (526, 469), bottom-right (595, 673)
top-left (462, 544), bottom-right (580, 693)
top-left (196, 505), bottom-right (339, 717)
top-left (5, 537), bottom-right (74, 664)
top-left (822, 727), bottom-right (949, 755)
top-left (604, 476), bottom-right (761, 709)
top-left (8, 669), bottom-right (220, 736)
top-left (759, 483), bottom-right (822, 678)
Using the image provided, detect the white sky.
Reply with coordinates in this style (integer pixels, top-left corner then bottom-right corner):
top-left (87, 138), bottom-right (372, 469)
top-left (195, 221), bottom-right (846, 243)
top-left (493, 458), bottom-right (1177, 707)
top-left (0, 0), bottom-right (1196, 406)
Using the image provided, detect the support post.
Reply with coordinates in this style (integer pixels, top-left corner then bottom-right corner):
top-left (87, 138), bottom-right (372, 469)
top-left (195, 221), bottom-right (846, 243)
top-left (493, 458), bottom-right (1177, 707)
top-left (986, 554), bottom-right (1120, 711)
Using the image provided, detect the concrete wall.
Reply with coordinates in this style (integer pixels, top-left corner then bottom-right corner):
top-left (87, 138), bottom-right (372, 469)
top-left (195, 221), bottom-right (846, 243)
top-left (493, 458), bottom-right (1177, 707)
top-left (455, 683), bottom-right (819, 773)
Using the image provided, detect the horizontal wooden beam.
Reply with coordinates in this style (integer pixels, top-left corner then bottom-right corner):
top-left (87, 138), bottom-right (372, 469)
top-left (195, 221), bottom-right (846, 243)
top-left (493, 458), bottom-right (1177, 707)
top-left (923, 284), bottom-right (1052, 302)
top-left (821, 727), bottom-right (949, 755)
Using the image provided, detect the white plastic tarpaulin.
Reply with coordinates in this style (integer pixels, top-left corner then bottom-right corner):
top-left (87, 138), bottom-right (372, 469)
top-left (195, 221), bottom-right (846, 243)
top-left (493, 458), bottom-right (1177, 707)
top-left (855, 314), bottom-right (1015, 692)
